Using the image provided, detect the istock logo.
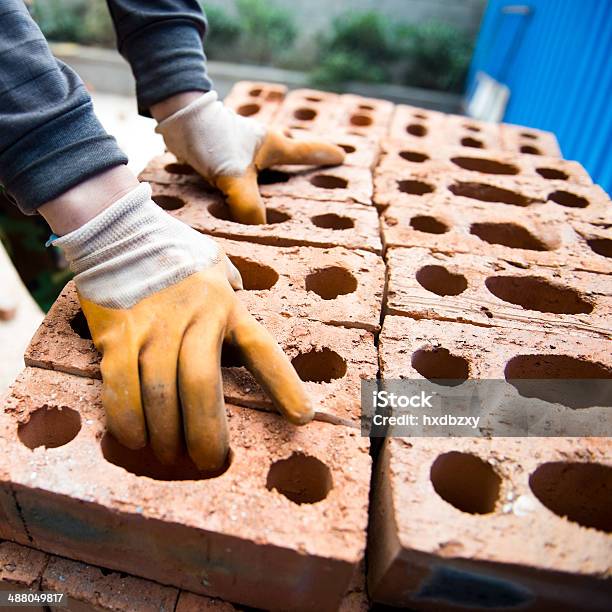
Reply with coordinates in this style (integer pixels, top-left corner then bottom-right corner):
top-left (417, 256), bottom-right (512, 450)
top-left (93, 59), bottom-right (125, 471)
top-left (372, 390), bottom-right (435, 409)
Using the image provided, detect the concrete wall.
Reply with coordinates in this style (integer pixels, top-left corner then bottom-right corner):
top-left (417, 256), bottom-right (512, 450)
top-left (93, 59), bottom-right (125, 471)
top-left (203, 0), bottom-right (486, 37)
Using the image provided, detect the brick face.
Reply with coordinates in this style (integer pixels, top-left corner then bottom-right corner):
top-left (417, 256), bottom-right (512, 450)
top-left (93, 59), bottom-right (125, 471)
top-left (0, 368), bottom-right (370, 612)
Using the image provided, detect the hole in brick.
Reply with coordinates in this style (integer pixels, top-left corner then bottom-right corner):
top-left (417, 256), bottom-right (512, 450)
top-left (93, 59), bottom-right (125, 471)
top-left (450, 156), bottom-right (519, 175)
top-left (221, 342), bottom-right (245, 368)
top-left (292, 348), bottom-right (347, 383)
top-left (536, 167), bottom-right (569, 180)
top-left (470, 222), bottom-right (551, 251)
top-left (587, 237), bottom-right (612, 258)
top-left (406, 123), bottom-right (427, 137)
top-left (208, 201), bottom-right (290, 225)
top-left (266, 452), bottom-right (333, 504)
top-left (258, 169), bottom-right (292, 184)
top-left (266, 208), bottom-right (291, 224)
top-left (520, 145), bottom-right (541, 155)
top-left (293, 108), bottom-right (317, 121)
top-left (305, 266), bottom-right (357, 300)
top-left (397, 179), bottom-right (435, 196)
top-left (463, 124), bottom-right (481, 132)
top-left (411, 348), bottom-right (469, 386)
top-left (529, 462), bottom-right (612, 533)
top-left (410, 215), bottom-right (449, 234)
top-left (310, 174), bottom-right (348, 189)
top-left (305, 96), bottom-right (322, 102)
top-left (164, 162), bottom-right (197, 175)
top-left (358, 103), bottom-right (374, 111)
top-left (236, 103), bottom-right (260, 117)
top-left (248, 88), bottom-right (262, 96)
top-left (399, 150), bottom-right (429, 163)
top-left (152, 195), bottom-right (185, 211)
top-left (311, 213), bottom-right (354, 230)
top-left (448, 182), bottom-right (535, 206)
top-left (461, 137), bottom-right (484, 148)
top-left (101, 433), bottom-right (230, 480)
top-left (413, 112), bottom-right (427, 120)
top-left (485, 276), bottom-right (593, 314)
top-left (548, 190), bottom-right (589, 209)
top-left (18, 406), bottom-right (81, 450)
top-left (521, 132), bottom-right (537, 139)
top-left (416, 265), bottom-right (467, 296)
top-left (266, 90), bottom-right (284, 101)
top-left (338, 143), bottom-right (356, 154)
top-left (350, 114), bottom-right (372, 126)
top-left (70, 310), bottom-right (92, 340)
top-left (431, 452), bottom-right (501, 514)
top-left (504, 355), bottom-right (612, 409)
top-left (228, 256), bottom-right (278, 290)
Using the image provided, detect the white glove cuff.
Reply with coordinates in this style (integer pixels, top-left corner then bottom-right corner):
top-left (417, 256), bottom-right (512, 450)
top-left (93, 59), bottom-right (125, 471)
top-left (155, 91), bottom-right (266, 178)
top-left (54, 183), bottom-right (222, 309)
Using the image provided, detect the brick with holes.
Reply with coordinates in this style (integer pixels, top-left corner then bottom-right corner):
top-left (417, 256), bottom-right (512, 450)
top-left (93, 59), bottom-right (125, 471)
top-left (24, 282), bottom-right (377, 426)
top-left (378, 140), bottom-right (592, 186)
top-left (223, 81), bottom-right (286, 124)
top-left (0, 367), bottom-right (370, 611)
top-left (140, 152), bottom-right (373, 206)
top-left (388, 104), bottom-right (447, 141)
top-left (373, 168), bottom-right (611, 222)
top-left (368, 434), bottom-right (612, 611)
top-left (272, 88), bottom-right (341, 133)
top-left (41, 555), bottom-right (179, 612)
top-left (0, 541), bottom-right (47, 610)
top-left (216, 238), bottom-right (384, 332)
top-left (335, 94), bottom-right (394, 138)
top-left (500, 123), bottom-right (562, 158)
top-left (381, 201), bottom-right (612, 275)
top-left (146, 182), bottom-right (381, 253)
top-left (385, 247), bottom-right (612, 338)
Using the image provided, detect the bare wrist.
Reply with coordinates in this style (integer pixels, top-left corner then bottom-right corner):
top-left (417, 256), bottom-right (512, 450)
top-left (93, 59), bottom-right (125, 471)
top-left (150, 91), bottom-right (206, 122)
top-left (38, 166), bottom-right (140, 235)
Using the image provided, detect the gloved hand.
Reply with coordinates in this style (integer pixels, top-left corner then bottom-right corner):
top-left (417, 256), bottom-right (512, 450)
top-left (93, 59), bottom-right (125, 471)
top-left (53, 183), bottom-right (313, 470)
top-left (155, 91), bottom-right (345, 224)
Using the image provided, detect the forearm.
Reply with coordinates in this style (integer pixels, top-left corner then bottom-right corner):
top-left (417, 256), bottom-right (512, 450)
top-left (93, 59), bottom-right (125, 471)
top-left (0, 0), bottom-right (127, 214)
top-left (106, 0), bottom-right (211, 115)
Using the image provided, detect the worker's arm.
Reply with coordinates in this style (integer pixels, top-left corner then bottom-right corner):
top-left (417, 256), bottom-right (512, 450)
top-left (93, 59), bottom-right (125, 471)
top-left (40, 174), bottom-right (314, 470)
top-left (106, 0), bottom-right (346, 224)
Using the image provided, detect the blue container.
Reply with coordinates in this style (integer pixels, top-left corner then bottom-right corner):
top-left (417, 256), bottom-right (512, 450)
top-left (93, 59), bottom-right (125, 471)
top-left (467, 0), bottom-right (611, 193)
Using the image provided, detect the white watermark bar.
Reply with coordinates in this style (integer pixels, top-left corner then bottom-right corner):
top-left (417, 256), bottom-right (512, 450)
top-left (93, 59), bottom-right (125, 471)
top-left (0, 591), bottom-right (66, 607)
top-left (361, 379), bottom-right (612, 437)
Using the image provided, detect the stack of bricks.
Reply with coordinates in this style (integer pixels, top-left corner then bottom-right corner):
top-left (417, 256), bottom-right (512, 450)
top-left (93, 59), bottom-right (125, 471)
top-left (1, 82), bottom-right (610, 610)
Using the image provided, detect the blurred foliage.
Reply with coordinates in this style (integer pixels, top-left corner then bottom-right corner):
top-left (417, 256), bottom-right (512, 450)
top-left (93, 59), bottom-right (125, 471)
top-left (29, 0), bottom-right (115, 47)
top-left (203, 4), bottom-right (242, 59)
top-left (312, 12), bottom-right (473, 93)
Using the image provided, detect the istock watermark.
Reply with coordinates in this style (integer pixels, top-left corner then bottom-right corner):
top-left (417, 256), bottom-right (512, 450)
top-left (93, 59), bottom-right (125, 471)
top-left (361, 379), bottom-right (612, 437)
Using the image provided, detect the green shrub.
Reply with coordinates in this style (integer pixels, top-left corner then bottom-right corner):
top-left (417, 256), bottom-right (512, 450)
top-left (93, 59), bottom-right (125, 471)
top-left (202, 4), bottom-right (242, 59)
top-left (399, 21), bottom-right (473, 93)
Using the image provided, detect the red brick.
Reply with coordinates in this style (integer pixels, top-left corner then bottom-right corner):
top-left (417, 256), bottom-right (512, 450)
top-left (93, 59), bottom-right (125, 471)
top-left (223, 81), bottom-right (286, 124)
top-left (379, 140), bottom-right (592, 186)
top-left (570, 221), bottom-right (612, 270)
top-left (380, 200), bottom-right (612, 275)
top-left (385, 246), bottom-right (612, 338)
top-left (500, 123), bottom-right (562, 158)
top-left (378, 315), bottom-right (611, 381)
top-left (42, 556), bottom-right (179, 612)
top-left (0, 541), bottom-right (47, 603)
top-left (0, 368), bottom-right (370, 612)
top-left (373, 167), bottom-right (611, 223)
top-left (25, 282), bottom-right (377, 426)
top-left (388, 104), bottom-right (447, 141)
top-left (141, 153), bottom-right (373, 206)
top-left (176, 591), bottom-right (238, 612)
top-left (335, 94), bottom-right (394, 138)
top-left (368, 435), bottom-right (611, 610)
top-left (147, 182), bottom-right (381, 253)
top-left (216, 238), bottom-right (384, 332)
top-left (273, 88), bottom-right (341, 133)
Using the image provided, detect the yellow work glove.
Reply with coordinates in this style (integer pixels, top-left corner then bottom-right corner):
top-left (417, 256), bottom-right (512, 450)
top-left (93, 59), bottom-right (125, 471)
top-left (155, 91), bottom-right (345, 224)
top-left (52, 184), bottom-right (313, 471)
